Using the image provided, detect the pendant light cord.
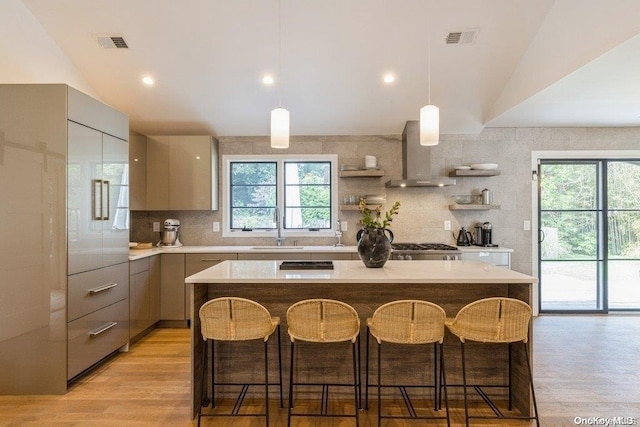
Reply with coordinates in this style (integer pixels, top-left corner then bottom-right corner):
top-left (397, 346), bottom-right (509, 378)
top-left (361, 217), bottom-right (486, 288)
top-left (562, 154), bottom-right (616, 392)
top-left (427, 6), bottom-right (431, 105)
top-left (278, 0), bottom-right (282, 108)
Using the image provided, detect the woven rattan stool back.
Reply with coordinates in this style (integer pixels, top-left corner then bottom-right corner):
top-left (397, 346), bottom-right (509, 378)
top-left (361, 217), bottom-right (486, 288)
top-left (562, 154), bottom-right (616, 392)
top-left (447, 297), bottom-right (531, 343)
top-left (368, 299), bottom-right (445, 345)
top-left (286, 299), bottom-right (360, 343)
top-left (199, 297), bottom-right (278, 342)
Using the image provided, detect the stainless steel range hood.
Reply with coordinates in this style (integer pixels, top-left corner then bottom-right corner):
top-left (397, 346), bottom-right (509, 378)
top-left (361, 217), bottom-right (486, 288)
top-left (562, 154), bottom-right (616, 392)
top-left (385, 121), bottom-right (456, 187)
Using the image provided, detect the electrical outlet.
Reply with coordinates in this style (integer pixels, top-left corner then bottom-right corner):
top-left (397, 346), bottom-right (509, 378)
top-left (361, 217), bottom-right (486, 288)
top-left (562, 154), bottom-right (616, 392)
top-left (341, 221), bottom-right (348, 231)
top-left (523, 220), bottom-right (531, 231)
top-left (213, 222), bottom-right (220, 232)
top-left (152, 222), bottom-right (160, 232)
top-left (444, 220), bottom-right (451, 231)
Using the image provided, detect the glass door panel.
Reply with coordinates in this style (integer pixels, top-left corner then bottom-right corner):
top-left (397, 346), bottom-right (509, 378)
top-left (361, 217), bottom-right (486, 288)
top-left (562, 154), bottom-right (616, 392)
top-left (607, 161), bottom-right (640, 310)
top-left (540, 261), bottom-right (599, 310)
top-left (539, 161), bottom-right (602, 312)
top-left (608, 260), bottom-right (640, 309)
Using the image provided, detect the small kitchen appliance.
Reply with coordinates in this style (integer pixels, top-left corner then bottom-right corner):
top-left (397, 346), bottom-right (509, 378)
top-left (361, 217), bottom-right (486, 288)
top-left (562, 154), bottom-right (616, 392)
top-left (473, 225), bottom-right (484, 246)
top-left (456, 228), bottom-right (472, 246)
top-left (158, 218), bottom-right (182, 248)
top-left (481, 221), bottom-right (498, 247)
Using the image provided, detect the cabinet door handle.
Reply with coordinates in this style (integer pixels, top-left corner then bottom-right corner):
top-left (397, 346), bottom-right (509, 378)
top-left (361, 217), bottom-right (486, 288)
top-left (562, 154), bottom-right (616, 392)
top-left (89, 283), bottom-right (118, 294)
top-left (92, 179), bottom-right (102, 220)
top-left (89, 321), bottom-right (118, 337)
top-left (200, 259), bottom-right (221, 262)
top-left (102, 180), bottom-right (110, 221)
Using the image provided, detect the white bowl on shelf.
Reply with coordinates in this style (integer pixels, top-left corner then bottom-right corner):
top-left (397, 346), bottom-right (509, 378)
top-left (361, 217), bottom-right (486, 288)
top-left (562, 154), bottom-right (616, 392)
top-left (454, 165), bottom-right (471, 170)
top-left (470, 163), bottom-right (498, 170)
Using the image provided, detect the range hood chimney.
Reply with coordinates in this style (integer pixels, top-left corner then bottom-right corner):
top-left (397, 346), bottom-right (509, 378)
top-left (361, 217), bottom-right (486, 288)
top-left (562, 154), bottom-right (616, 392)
top-left (385, 121), bottom-right (456, 188)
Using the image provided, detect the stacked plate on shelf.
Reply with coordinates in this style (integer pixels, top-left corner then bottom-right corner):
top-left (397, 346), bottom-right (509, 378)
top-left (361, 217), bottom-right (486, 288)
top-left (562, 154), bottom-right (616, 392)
top-left (363, 194), bottom-right (386, 205)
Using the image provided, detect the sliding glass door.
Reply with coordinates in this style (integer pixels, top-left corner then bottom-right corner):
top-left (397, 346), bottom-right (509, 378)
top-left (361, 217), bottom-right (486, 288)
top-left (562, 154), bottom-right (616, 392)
top-left (538, 159), bottom-right (640, 312)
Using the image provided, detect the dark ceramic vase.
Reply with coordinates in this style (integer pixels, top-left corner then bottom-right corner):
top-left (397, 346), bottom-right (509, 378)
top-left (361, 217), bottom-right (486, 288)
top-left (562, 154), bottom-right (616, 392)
top-left (356, 228), bottom-right (393, 268)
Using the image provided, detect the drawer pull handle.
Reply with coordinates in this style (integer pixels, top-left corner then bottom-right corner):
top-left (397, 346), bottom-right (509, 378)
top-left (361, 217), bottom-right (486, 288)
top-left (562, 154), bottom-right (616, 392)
top-left (201, 259), bottom-right (221, 262)
top-left (89, 283), bottom-right (118, 294)
top-left (89, 321), bottom-right (118, 337)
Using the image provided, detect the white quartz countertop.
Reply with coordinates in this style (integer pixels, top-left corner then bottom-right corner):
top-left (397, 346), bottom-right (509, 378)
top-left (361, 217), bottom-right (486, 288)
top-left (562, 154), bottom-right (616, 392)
top-left (128, 245), bottom-right (514, 261)
top-left (184, 260), bottom-right (536, 285)
top-left (128, 245), bottom-right (358, 261)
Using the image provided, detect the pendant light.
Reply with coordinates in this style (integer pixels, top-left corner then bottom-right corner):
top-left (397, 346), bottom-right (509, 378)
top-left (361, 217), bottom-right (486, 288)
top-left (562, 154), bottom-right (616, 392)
top-left (420, 6), bottom-right (439, 146)
top-left (271, 0), bottom-right (289, 148)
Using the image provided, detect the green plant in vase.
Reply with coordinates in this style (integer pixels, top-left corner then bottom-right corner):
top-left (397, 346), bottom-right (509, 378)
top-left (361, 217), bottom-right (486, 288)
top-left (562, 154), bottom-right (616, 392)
top-left (356, 199), bottom-right (400, 268)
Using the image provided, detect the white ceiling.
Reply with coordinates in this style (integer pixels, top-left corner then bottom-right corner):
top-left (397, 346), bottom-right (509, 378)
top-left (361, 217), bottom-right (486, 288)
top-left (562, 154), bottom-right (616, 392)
top-left (19, 0), bottom-right (640, 136)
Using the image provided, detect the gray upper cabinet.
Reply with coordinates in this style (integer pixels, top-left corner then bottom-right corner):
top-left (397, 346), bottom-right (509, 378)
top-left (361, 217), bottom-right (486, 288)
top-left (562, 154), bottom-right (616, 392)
top-left (146, 135), bottom-right (218, 210)
top-left (129, 131), bottom-right (147, 211)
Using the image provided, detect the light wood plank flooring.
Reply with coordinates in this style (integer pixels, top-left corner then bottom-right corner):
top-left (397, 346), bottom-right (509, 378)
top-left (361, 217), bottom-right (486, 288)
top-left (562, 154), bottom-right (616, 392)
top-left (1, 316), bottom-right (639, 426)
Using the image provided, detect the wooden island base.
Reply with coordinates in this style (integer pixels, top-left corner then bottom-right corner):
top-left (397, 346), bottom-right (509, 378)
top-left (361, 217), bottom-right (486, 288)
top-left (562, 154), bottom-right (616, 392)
top-left (186, 260), bottom-right (536, 421)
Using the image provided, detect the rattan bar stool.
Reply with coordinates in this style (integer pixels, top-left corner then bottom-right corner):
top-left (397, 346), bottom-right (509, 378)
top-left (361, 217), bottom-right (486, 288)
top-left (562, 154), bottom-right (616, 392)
top-left (365, 300), bottom-right (450, 426)
top-left (198, 297), bottom-right (283, 427)
top-left (445, 297), bottom-right (539, 426)
top-left (286, 298), bottom-right (361, 427)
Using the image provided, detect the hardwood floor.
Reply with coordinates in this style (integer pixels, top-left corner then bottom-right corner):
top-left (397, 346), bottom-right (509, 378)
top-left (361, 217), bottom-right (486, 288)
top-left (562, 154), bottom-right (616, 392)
top-left (1, 316), bottom-right (639, 426)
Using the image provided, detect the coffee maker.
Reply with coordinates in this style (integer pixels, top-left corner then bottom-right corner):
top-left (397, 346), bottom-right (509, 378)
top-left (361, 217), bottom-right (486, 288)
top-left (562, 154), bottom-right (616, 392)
top-left (158, 218), bottom-right (182, 247)
top-left (481, 221), bottom-right (498, 247)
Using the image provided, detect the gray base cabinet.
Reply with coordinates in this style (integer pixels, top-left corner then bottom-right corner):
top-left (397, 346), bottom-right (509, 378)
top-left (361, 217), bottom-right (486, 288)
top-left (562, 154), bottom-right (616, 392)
top-left (129, 255), bottom-right (160, 338)
top-left (67, 299), bottom-right (129, 380)
top-left (160, 253), bottom-right (186, 321)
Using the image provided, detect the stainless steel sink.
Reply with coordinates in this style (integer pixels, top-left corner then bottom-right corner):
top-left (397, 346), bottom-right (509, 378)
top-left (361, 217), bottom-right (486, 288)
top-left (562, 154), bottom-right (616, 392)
top-left (251, 246), bottom-right (305, 250)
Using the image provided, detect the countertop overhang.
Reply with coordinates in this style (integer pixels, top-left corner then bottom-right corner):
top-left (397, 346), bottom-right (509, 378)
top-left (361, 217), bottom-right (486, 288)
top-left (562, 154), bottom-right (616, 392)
top-left (184, 260), bottom-right (536, 285)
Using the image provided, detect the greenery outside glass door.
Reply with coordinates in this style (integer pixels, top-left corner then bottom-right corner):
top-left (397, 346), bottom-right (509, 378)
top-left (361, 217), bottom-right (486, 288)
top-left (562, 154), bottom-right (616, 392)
top-left (538, 159), bottom-right (640, 312)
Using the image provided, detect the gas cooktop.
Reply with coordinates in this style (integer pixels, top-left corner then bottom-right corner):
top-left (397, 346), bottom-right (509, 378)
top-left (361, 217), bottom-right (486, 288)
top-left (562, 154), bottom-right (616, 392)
top-left (391, 243), bottom-right (459, 251)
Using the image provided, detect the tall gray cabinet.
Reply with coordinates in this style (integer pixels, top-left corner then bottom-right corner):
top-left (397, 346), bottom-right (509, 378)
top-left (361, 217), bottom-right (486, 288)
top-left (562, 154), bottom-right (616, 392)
top-left (0, 84), bottom-right (130, 394)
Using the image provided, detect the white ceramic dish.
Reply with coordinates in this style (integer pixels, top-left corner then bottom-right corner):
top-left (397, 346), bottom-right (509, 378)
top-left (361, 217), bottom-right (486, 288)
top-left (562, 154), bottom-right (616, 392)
top-left (470, 163), bottom-right (499, 170)
top-left (454, 166), bottom-right (471, 170)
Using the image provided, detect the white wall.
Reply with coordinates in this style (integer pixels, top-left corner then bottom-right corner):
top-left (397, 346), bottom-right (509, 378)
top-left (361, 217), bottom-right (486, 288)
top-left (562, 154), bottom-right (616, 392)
top-left (0, 0), bottom-right (97, 97)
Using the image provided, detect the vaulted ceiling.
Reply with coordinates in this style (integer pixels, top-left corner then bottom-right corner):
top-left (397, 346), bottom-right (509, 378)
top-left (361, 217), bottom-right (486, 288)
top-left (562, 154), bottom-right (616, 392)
top-left (15, 0), bottom-right (640, 136)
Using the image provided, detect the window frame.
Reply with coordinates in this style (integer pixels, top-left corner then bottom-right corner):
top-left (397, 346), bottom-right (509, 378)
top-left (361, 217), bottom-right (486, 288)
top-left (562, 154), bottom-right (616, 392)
top-left (222, 154), bottom-right (338, 238)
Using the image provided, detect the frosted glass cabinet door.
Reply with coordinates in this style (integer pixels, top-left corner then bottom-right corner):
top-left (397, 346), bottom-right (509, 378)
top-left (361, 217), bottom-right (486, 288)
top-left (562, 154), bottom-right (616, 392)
top-left (68, 121), bottom-right (103, 275)
top-left (102, 133), bottom-right (129, 267)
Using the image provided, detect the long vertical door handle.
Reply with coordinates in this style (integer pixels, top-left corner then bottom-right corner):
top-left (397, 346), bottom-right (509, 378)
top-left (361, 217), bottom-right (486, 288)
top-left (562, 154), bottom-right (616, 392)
top-left (102, 180), bottom-right (110, 221)
top-left (92, 179), bottom-right (102, 220)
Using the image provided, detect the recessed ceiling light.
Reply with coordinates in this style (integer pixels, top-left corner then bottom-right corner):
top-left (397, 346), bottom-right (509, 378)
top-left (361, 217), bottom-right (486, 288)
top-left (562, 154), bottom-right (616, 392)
top-left (262, 75), bottom-right (275, 85)
top-left (142, 76), bottom-right (155, 86)
top-left (383, 74), bottom-right (395, 84)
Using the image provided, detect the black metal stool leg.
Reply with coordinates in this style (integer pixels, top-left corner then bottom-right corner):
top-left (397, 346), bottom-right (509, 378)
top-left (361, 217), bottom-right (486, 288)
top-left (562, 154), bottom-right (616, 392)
top-left (277, 324), bottom-right (284, 408)
top-left (433, 342), bottom-right (438, 410)
top-left (461, 341), bottom-right (470, 427)
top-left (264, 339), bottom-right (270, 427)
top-left (377, 341), bottom-right (382, 426)
top-left (365, 326), bottom-right (370, 410)
top-left (440, 342), bottom-right (451, 427)
top-left (287, 341), bottom-right (294, 427)
top-left (352, 340), bottom-right (360, 427)
top-left (508, 342), bottom-right (513, 410)
top-left (524, 342), bottom-right (540, 426)
top-left (211, 339), bottom-right (216, 408)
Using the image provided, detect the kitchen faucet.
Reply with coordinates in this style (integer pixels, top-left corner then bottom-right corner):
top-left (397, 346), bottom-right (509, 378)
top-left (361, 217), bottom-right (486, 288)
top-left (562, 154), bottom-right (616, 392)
top-left (274, 207), bottom-right (286, 246)
top-left (334, 219), bottom-right (344, 247)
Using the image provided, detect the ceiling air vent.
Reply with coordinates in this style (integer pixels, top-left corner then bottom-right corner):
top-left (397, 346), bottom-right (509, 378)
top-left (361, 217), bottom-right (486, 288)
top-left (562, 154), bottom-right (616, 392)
top-left (445, 29), bottom-right (479, 46)
top-left (96, 35), bottom-right (129, 49)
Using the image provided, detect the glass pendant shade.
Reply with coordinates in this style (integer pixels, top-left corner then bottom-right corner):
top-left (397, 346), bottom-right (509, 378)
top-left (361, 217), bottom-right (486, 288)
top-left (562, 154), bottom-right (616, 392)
top-left (270, 108), bottom-right (290, 148)
top-left (419, 104), bottom-right (439, 146)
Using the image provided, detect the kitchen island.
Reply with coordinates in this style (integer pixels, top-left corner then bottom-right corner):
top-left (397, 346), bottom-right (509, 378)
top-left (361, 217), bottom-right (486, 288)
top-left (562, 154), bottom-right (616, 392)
top-left (185, 259), bottom-right (537, 419)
